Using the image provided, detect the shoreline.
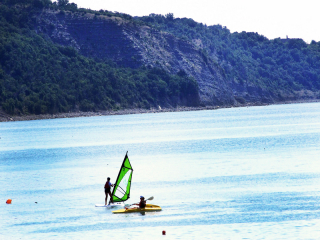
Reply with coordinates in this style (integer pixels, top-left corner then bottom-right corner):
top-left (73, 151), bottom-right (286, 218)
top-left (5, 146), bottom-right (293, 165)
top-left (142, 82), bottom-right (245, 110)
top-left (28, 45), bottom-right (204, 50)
top-left (1, 99), bottom-right (319, 123)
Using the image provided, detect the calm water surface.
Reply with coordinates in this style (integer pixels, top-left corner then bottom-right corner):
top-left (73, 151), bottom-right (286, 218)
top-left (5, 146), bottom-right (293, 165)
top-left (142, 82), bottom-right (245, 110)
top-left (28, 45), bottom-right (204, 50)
top-left (1, 102), bottom-right (320, 239)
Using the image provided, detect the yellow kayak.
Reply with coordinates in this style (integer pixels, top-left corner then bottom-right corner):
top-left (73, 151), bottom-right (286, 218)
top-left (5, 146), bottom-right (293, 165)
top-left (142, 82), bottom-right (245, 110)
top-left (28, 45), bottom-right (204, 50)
top-left (112, 204), bottom-right (162, 214)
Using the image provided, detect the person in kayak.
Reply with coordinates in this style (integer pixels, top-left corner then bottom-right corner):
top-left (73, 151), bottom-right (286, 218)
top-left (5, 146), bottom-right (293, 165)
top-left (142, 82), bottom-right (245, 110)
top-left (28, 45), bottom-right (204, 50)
top-left (134, 196), bottom-right (146, 208)
top-left (104, 177), bottom-right (114, 205)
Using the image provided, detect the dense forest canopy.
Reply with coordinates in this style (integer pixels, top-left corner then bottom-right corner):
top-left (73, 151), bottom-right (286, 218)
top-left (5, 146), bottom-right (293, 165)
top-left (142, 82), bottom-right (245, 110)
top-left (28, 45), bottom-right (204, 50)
top-left (1, 0), bottom-right (320, 116)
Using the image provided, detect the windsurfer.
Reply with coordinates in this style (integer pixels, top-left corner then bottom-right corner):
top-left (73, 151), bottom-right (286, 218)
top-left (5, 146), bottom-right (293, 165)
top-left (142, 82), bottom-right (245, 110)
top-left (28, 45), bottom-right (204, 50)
top-left (104, 177), bottom-right (114, 205)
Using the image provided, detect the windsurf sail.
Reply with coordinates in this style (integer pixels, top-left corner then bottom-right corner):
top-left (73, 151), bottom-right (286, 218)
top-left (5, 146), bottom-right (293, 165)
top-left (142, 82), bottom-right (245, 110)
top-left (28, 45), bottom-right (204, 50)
top-left (110, 152), bottom-right (133, 203)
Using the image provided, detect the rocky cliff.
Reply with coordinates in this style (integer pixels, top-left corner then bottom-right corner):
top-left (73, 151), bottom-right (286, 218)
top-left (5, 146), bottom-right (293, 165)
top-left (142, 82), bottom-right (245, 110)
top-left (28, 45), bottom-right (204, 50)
top-left (35, 10), bottom-right (236, 106)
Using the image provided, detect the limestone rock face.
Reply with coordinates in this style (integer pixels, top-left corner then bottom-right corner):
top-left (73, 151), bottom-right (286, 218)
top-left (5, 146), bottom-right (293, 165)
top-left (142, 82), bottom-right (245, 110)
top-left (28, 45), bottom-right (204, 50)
top-left (35, 10), bottom-right (237, 106)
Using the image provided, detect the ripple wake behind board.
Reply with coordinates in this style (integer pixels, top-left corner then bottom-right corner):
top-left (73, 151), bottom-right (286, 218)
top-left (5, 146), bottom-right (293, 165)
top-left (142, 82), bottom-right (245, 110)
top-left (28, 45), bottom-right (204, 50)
top-left (95, 202), bottom-right (125, 208)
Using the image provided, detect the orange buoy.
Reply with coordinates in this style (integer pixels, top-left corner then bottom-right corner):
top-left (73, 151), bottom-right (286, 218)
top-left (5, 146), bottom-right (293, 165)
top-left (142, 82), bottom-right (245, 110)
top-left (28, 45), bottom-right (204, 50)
top-left (162, 230), bottom-right (166, 235)
top-left (6, 199), bottom-right (12, 204)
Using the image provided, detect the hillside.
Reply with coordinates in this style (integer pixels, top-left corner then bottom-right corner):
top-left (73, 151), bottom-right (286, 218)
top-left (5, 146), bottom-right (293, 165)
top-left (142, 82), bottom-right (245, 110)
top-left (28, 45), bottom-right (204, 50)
top-left (1, 0), bottom-right (320, 118)
top-left (34, 8), bottom-right (234, 106)
top-left (137, 14), bottom-right (320, 103)
top-left (0, 0), bottom-right (200, 116)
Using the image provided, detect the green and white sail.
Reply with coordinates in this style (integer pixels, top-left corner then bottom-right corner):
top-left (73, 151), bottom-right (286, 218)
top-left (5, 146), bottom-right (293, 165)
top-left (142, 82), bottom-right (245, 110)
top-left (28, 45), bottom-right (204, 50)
top-left (111, 152), bottom-right (133, 203)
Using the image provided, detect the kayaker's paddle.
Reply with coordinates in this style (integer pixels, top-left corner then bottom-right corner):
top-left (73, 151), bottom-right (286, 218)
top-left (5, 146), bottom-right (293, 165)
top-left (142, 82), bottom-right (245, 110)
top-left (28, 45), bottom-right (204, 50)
top-left (133, 196), bottom-right (154, 203)
top-left (146, 196), bottom-right (154, 201)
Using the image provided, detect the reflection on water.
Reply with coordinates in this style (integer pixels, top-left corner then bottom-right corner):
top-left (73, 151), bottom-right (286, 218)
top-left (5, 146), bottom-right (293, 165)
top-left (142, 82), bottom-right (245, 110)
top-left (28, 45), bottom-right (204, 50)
top-left (1, 102), bottom-right (320, 239)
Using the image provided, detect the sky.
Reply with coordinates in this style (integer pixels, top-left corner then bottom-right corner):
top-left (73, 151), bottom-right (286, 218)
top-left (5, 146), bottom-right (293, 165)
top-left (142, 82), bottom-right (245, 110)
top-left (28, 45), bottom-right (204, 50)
top-left (64, 0), bottom-right (320, 43)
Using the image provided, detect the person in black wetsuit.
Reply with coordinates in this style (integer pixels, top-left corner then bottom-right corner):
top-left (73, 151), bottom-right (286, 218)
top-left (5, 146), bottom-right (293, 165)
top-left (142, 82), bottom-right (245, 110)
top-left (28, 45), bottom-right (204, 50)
top-left (137, 196), bottom-right (146, 208)
top-left (104, 177), bottom-right (114, 205)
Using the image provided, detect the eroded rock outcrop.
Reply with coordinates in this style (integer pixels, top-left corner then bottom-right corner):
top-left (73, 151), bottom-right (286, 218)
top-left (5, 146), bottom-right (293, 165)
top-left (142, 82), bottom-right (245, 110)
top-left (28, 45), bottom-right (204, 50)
top-left (35, 10), bottom-right (236, 106)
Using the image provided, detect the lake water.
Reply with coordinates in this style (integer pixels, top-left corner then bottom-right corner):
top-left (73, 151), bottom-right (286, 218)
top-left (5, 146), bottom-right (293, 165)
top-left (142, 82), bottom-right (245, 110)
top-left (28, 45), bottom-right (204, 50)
top-left (1, 102), bottom-right (320, 239)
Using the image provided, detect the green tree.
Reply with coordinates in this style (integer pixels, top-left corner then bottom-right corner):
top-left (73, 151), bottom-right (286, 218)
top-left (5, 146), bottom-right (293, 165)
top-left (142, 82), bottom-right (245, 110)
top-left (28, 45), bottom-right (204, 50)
top-left (57, 0), bottom-right (69, 7)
